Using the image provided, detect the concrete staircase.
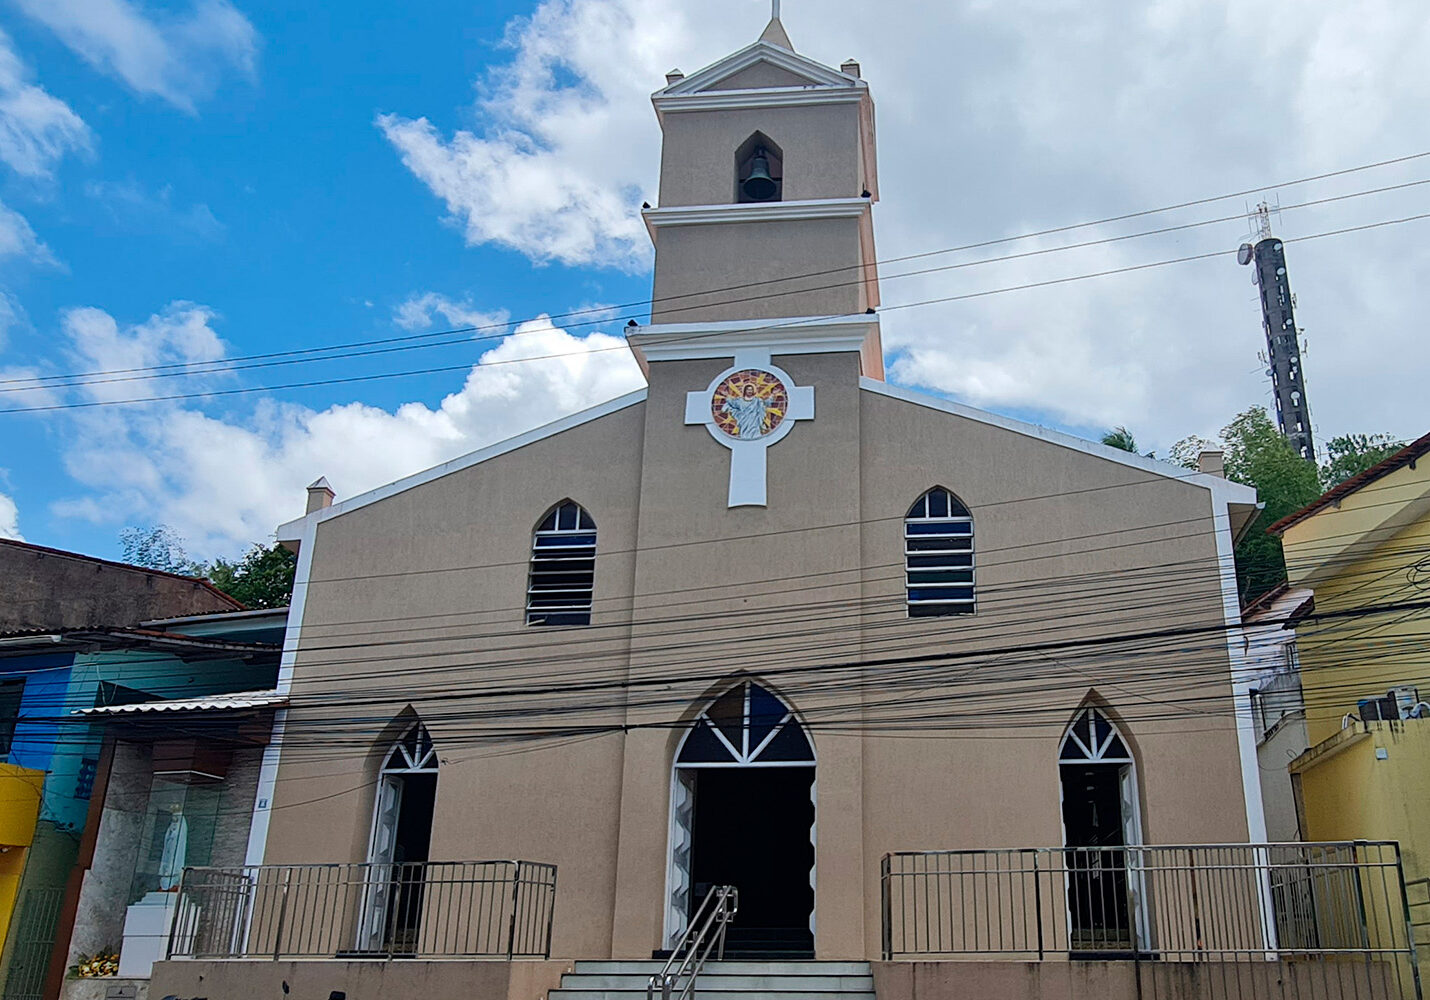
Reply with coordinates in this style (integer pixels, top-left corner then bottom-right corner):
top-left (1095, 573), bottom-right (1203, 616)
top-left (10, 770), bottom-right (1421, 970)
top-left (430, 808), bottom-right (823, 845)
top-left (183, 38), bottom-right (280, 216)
top-left (549, 960), bottom-right (876, 1000)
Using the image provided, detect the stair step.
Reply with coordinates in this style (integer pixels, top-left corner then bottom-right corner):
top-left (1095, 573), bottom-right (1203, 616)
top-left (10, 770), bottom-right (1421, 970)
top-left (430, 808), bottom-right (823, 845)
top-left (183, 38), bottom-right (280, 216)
top-left (571, 961), bottom-right (871, 977)
top-left (560, 975), bottom-right (876, 991)
top-left (552, 993), bottom-right (876, 1000)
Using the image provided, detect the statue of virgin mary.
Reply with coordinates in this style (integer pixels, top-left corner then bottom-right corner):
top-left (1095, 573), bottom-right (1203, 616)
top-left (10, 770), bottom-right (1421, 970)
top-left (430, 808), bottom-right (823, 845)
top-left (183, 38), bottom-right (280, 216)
top-left (157, 803), bottom-right (189, 890)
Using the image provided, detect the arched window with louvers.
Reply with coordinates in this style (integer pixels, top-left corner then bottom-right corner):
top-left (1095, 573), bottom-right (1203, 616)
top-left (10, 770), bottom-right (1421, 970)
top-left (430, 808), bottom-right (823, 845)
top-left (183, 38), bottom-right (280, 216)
top-left (526, 501), bottom-right (597, 626)
top-left (904, 487), bottom-right (975, 616)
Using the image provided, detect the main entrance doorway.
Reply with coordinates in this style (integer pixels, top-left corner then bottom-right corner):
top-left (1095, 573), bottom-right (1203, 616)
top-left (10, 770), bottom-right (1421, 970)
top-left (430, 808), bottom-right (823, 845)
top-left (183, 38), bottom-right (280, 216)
top-left (667, 681), bottom-right (815, 957)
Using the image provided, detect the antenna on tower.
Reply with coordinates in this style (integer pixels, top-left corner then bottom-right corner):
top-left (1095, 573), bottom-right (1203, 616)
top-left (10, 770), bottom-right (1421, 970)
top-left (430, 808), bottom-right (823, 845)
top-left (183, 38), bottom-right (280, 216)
top-left (1239, 199), bottom-right (1315, 463)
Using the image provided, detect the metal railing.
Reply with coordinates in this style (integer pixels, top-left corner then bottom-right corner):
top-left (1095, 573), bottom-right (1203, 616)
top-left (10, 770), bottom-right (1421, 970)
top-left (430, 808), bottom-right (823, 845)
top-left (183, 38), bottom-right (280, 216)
top-left (883, 843), bottom-right (1422, 998)
top-left (166, 860), bottom-right (556, 960)
top-left (648, 886), bottom-right (738, 1000)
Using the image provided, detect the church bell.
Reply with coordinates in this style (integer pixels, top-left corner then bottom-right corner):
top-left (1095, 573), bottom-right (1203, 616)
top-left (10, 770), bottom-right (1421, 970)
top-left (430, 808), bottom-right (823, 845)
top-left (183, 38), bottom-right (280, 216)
top-left (742, 148), bottom-right (779, 201)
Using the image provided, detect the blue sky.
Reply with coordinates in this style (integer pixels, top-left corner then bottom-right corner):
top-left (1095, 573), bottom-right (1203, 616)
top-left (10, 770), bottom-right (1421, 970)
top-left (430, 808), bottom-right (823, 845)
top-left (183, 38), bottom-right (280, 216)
top-left (1, 0), bottom-right (1428, 560)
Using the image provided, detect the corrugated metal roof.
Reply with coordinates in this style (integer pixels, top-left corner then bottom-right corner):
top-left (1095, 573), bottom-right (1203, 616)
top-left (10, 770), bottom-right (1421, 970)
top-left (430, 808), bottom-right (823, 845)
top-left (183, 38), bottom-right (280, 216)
top-left (75, 689), bottom-right (286, 716)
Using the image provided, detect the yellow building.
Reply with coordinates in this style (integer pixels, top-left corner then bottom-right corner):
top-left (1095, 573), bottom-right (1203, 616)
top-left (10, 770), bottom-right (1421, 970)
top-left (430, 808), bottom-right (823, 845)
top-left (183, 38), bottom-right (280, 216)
top-left (0, 763), bottom-right (46, 951)
top-left (1272, 431), bottom-right (1430, 878)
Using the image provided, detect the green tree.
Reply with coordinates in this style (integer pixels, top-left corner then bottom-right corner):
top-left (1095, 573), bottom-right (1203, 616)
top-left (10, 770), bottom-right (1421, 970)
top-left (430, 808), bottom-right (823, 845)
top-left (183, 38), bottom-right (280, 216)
top-left (1168, 435), bottom-right (1218, 470)
top-left (1220, 407), bottom-right (1322, 603)
top-left (1319, 433), bottom-right (1404, 489)
top-left (118, 525), bottom-right (208, 576)
top-left (1100, 426), bottom-right (1138, 453)
top-left (207, 543), bottom-right (297, 610)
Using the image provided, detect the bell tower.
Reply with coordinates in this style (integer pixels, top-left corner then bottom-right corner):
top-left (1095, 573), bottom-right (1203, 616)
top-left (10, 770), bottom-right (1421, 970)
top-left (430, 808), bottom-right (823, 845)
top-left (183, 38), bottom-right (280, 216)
top-left (628, 13), bottom-right (883, 379)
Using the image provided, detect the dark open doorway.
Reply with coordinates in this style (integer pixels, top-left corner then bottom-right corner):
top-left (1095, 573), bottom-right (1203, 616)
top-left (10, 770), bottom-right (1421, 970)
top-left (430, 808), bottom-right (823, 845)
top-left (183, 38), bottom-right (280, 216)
top-left (1060, 763), bottom-right (1132, 954)
top-left (689, 767), bottom-right (814, 957)
top-left (386, 771), bottom-right (436, 951)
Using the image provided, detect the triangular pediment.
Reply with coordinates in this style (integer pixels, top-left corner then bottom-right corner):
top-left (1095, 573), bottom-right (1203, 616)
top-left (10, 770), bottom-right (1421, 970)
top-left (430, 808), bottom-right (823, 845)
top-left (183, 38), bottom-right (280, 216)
top-left (656, 40), bottom-right (862, 100)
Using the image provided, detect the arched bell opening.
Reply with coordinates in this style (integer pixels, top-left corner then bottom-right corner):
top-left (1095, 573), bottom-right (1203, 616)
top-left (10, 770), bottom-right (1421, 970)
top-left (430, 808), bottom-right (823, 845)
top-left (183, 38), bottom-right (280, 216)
top-left (735, 132), bottom-right (784, 203)
top-left (665, 679), bottom-right (815, 957)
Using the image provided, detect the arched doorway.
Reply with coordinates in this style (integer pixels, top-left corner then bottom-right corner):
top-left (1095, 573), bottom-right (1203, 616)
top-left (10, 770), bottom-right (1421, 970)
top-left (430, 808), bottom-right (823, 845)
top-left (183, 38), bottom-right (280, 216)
top-left (1058, 705), bottom-right (1147, 954)
top-left (360, 722), bottom-right (438, 952)
top-left (667, 681), bottom-right (815, 957)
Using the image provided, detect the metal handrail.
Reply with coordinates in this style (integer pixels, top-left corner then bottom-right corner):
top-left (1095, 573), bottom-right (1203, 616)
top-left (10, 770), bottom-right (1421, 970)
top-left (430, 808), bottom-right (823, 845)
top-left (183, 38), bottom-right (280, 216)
top-left (648, 886), bottom-right (738, 1000)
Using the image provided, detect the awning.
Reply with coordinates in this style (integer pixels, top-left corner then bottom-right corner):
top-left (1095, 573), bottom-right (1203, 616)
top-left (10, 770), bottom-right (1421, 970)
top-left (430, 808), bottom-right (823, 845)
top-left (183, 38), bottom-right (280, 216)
top-left (75, 689), bottom-right (286, 717)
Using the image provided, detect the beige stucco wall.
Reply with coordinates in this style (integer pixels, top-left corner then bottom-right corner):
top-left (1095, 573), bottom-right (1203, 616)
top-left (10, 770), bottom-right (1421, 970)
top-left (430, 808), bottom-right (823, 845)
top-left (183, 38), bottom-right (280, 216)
top-left (658, 103), bottom-right (864, 206)
top-left (151, 959), bottom-right (569, 1000)
top-left (650, 216), bottom-right (872, 323)
top-left (262, 347), bottom-right (1249, 964)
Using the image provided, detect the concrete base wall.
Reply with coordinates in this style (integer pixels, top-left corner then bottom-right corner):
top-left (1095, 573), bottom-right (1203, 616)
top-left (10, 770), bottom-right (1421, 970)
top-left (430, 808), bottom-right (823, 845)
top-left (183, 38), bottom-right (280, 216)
top-left (150, 959), bottom-right (570, 1000)
top-left (871, 960), bottom-right (1398, 1000)
top-left (59, 975), bottom-right (148, 1000)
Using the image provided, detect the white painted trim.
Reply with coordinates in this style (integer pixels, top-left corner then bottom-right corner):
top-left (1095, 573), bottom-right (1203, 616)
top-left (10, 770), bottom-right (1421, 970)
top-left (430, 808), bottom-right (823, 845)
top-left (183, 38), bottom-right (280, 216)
top-left (655, 89), bottom-right (864, 115)
top-left (629, 315), bottom-right (878, 364)
top-left (859, 378), bottom-right (1257, 501)
top-left (243, 512), bottom-right (316, 867)
top-left (653, 39), bottom-right (863, 98)
top-left (275, 389), bottom-right (648, 540)
top-left (642, 198), bottom-right (868, 236)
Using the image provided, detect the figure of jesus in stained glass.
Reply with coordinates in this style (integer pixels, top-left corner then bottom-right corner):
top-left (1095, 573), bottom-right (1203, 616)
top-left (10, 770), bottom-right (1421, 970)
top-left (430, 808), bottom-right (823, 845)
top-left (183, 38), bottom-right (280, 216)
top-left (711, 368), bottom-right (788, 440)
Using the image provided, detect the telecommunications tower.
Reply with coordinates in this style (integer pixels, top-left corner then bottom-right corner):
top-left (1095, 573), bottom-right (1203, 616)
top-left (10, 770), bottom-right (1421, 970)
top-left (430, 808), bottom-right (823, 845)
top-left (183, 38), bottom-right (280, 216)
top-left (1239, 203), bottom-right (1314, 461)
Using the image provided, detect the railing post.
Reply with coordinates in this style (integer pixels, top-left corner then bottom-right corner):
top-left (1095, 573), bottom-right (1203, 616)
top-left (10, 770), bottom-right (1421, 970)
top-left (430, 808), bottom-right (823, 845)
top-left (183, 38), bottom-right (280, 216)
top-left (544, 866), bottom-right (556, 959)
top-left (1032, 852), bottom-right (1044, 961)
top-left (506, 861), bottom-right (522, 960)
top-left (880, 855), bottom-right (892, 960)
top-left (1391, 843), bottom-right (1425, 1000)
top-left (272, 867), bottom-right (293, 961)
top-left (165, 866), bottom-right (189, 960)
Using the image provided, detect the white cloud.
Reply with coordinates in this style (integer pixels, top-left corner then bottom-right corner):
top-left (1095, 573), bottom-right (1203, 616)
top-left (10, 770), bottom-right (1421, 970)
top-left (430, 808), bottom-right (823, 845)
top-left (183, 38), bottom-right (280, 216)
top-left (0, 490), bottom-right (19, 540)
top-left (0, 28), bottom-right (91, 178)
top-left (380, 0), bottom-right (1430, 453)
top-left (50, 303), bottom-right (646, 556)
top-left (393, 292), bottom-right (508, 334)
top-left (14, 0), bottom-right (258, 113)
top-left (376, 0), bottom-right (682, 269)
top-left (0, 198), bottom-right (53, 264)
top-left (61, 302), bottom-right (227, 402)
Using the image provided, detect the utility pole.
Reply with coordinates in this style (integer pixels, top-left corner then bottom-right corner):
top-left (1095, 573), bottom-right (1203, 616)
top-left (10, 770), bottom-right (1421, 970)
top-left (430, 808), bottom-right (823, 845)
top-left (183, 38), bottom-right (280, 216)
top-left (1239, 203), bottom-right (1314, 462)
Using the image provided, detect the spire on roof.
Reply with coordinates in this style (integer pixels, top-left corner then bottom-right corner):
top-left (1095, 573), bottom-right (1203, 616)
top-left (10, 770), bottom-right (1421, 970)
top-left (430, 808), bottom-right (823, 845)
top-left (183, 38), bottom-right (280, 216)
top-left (759, 16), bottom-right (793, 50)
top-left (759, 0), bottom-right (793, 50)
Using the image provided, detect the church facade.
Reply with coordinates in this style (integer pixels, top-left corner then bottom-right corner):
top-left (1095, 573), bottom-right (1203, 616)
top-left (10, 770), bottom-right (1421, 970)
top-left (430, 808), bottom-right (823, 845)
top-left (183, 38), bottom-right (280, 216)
top-left (162, 17), bottom-right (1319, 992)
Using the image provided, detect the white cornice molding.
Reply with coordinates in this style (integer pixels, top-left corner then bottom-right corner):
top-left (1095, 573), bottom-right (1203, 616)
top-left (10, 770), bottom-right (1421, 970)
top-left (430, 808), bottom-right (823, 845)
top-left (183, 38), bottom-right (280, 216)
top-left (628, 314), bottom-right (879, 364)
top-left (642, 198), bottom-right (869, 238)
top-left (654, 40), bottom-right (864, 98)
top-left (655, 88), bottom-right (865, 115)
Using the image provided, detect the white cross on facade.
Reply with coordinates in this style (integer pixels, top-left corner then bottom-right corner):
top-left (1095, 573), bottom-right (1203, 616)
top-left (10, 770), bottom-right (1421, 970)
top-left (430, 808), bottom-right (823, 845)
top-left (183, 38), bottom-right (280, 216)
top-left (685, 348), bottom-right (814, 508)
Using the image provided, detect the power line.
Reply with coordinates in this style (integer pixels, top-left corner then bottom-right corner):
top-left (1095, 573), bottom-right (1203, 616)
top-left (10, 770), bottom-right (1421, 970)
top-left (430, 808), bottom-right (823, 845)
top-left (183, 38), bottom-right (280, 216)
top-left (6, 148), bottom-right (1428, 392)
top-left (8, 174), bottom-right (1427, 398)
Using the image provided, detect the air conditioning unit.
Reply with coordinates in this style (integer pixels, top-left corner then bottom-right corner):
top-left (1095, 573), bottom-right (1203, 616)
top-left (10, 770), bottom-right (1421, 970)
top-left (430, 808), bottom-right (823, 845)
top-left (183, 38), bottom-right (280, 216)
top-left (1390, 686), bottom-right (1421, 718)
top-left (1359, 687), bottom-right (1423, 722)
top-left (1359, 697), bottom-right (1398, 722)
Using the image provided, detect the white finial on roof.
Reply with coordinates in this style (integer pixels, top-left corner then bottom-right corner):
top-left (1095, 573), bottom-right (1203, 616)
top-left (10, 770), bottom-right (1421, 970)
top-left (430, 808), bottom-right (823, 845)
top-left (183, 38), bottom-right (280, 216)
top-left (772, 0), bottom-right (780, 17)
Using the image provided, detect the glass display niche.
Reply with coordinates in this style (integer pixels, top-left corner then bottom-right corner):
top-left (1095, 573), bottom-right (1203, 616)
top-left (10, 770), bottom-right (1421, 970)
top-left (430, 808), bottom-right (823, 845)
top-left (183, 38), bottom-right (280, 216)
top-left (128, 774), bottom-right (226, 903)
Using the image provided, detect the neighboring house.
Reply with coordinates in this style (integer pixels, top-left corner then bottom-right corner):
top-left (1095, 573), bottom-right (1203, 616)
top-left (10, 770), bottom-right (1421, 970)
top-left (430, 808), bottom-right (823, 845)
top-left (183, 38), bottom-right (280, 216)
top-left (146, 18), bottom-right (1415, 1000)
top-left (0, 540), bottom-right (241, 632)
top-left (1241, 583), bottom-right (1314, 842)
top-left (0, 539), bottom-right (284, 1000)
top-left (1271, 433), bottom-right (1430, 880)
